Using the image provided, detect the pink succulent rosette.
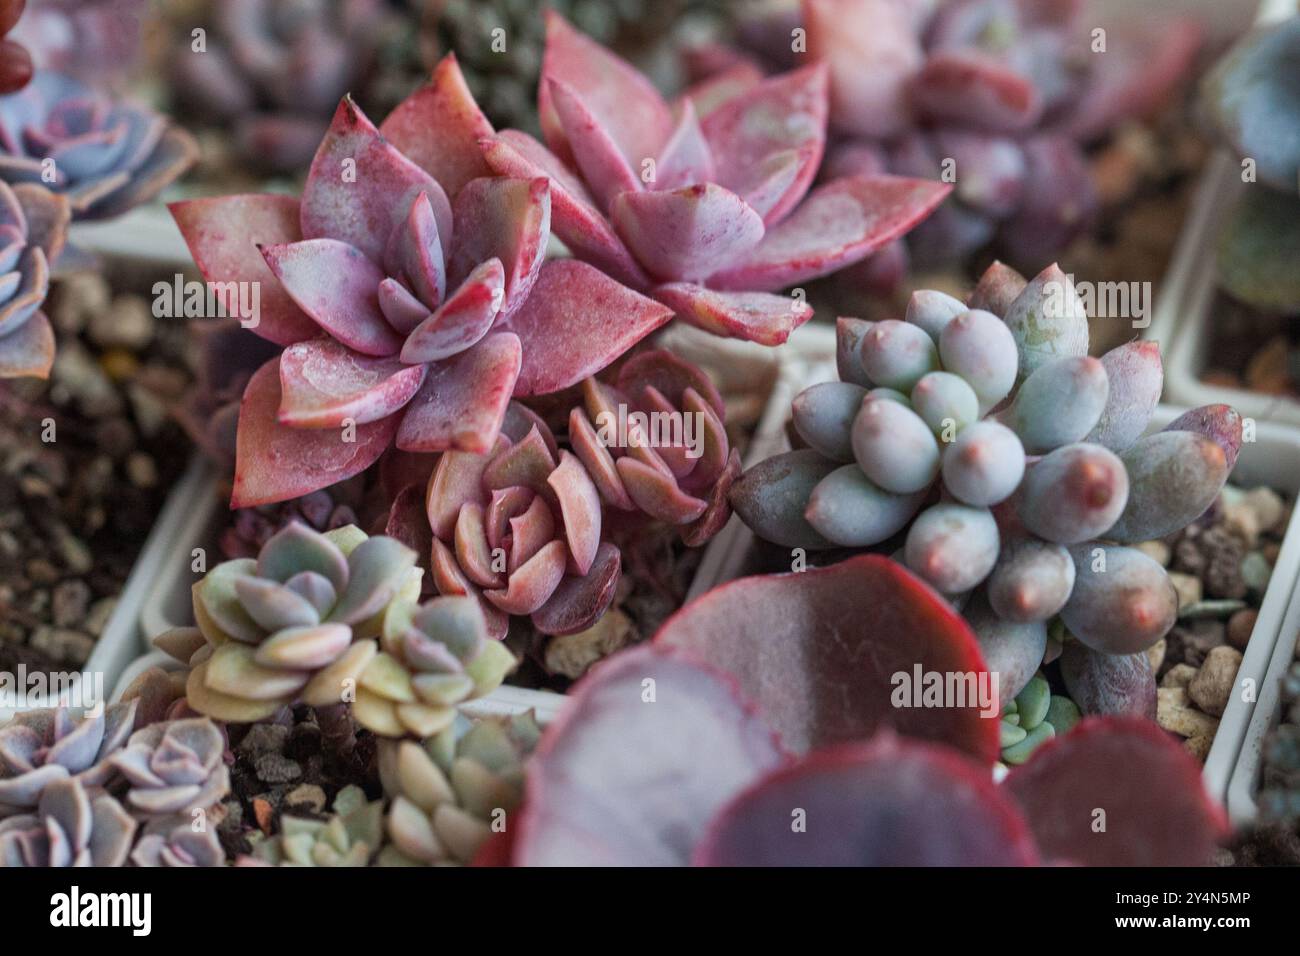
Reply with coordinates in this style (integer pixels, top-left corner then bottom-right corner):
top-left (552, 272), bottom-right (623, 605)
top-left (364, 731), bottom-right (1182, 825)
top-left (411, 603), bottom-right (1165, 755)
top-left (0, 176), bottom-right (68, 379)
top-left (478, 12), bottom-right (951, 346)
top-left (170, 55), bottom-right (675, 509)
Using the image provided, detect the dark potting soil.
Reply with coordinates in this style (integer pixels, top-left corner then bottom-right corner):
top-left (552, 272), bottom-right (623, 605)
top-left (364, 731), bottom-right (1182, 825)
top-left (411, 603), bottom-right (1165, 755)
top-left (0, 270), bottom-right (194, 675)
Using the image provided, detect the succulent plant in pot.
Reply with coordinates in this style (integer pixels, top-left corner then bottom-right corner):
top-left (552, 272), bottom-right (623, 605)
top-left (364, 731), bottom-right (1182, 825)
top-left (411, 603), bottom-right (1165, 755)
top-left (170, 53), bottom-right (678, 510)
top-left (167, 0), bottom-right (401, 176)
top-left (1201, 16), bottom-right (1300, 325)
top-left (0, 70), bottom-right (198, 220)
top-left (730, 262), bottom-right (1240, 739)
top-left (715, 0), bottom-right (1202, 287)
top-left (477, 11), bottom-right (952, 345)
top-left (378, 709), bottom-right (538, 865)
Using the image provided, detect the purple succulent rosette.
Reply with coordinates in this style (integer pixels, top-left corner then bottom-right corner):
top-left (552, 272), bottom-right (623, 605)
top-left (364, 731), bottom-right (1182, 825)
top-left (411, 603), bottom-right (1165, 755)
top-left (719, 0), bottom-right (1202, 284)
top-left (0, 175), bottom-right (68, 379)
top-left (169, 0), bottom-right (395, 174)
top-left (0, 71), bottom-right (198, 220)
top-left (12, 0), bottom-right (147, 87)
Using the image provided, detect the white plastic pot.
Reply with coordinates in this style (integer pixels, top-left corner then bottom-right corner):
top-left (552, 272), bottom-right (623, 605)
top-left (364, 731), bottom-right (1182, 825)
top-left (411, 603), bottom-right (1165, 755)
top-left (689, 348), bottom-right (1300, 804)
top-left (1226, 583), bottom-right (1300, 825)
top-left (1154, 0), bottom-right (1300, 425)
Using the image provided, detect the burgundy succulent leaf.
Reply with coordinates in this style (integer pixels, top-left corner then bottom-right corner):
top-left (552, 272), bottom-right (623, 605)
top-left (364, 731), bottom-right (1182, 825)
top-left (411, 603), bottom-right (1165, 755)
top-left (479, 11), bottom-right (951, 345)
top-left (695, 735), bottom-right (1040, 866)
top-left (0, 71), bottom-right (197, 220)
top-left (655, 554), bottom-right (1000, 762)
top-left (513, 644), bottom-right (787, 866)
top-left (508, 632), bottom-right (1228, 865)
top-left (171, 56), bottom-right (673, 508)
top-left (1004, 716), bottom-right (1230, 866)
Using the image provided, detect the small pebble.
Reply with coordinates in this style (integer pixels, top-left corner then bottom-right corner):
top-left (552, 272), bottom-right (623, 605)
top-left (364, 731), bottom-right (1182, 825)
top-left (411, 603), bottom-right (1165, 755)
top-left (88, 295), bottom-right (155, 351)
top-left (1243, 487), bottom-right (1285, 534)
top-left (1241, 551), bottom-right (1273, 592)
top-left (50, 580), bottom-right (91, 629)
top-left (1135, 540), bottom-right (1171, 567)
top-left (1146, 637), bottom-right (1166, 675)
top-left (283, 784), bottom-right (328, 815)
top-left (252, 753), bottom-right (302, 785)
top-left (125, 452), bottom-right (158, 489)
top-left (84, 598), bottom-right (117, 636)
top-left (1188, 645), bottom-right (1243, 718)
top-left (1157, 686), bottom-right (1220, 738)
top-left (1168, 571), bottom-right (1202, 610)
top-left (1160, 663), bottom-right (1198, 689)
top-left (29, 626), bottom-right (95, 666)
top-left (1184, 734), bottom-right (1214, 763)
top-left (543, 609), bottom-right (637, 680)
top-left (1227, 608), bottom-right (1258, 650)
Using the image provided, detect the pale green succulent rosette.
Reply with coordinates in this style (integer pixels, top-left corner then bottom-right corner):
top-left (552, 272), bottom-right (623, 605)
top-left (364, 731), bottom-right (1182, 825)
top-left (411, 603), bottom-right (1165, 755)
top-left (246, 785), bottom-right (385, 867)
top-left (157, 522), bottom-right (422, 723)
top-left (999, 674), bottom-right (1080, 765)
top-left (377, 712), bottom-right (540, 866)
top-left (352, 595), bottom-right (518, 739)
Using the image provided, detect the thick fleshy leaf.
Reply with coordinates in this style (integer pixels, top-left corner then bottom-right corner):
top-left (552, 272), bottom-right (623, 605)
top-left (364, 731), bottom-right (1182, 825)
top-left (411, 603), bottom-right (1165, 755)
top-left (301, 98), bottom-right (453, 263)
top-left (804, 0), bottom-right (922, 139)
top-left (1061, 17), bottom-right (1201, 144)
top-left (483, 539), bottom-right (567, 615)
top-left (548, 450), bottom-right (601, 576)
top-left (998, 136), bottom-right (1097, 268)
top-left (538, 11), bottom-right (673, 171)
top-left (378, 54), bottom-right (495, 198)
top-left (446, 177), bottom-right (549, 317)
top-left (395, 332), bottom-right (521, 454)
top-left (532, 542), bottom-right (621, 636)
top-left (1164, 404), bottom-right (1243, 472)
top-left (260, 238), bottom-right (400, 357)
top-left (1083, 341), bottom-right (1162, 452)
top-left (696, 736), bottom-right (1039, 866)
top-left (278, 337), bottom-right (425, 428)
top-left (547, 78), bottom-right (641, 211)
top-left (655, 555), bottom-right (999, 761)
top-left (653, 283), bottom-right (813, 347)
top-left (708, 175), bottom-right (951, 292)
top-left (655, 100), bottom-right (714, 191)
top-left (1203, 22), bottom-right (1296, 189)
top-left (0, 309), bottom-right (54, 379)
top-left (912, 51), bottom-right (1043, 132)
top-left (611, 183), bottom-right (764, 283)
top-left (401, 259), bottom-right (504, 364)
top-left (82, 126), bottom-right (200, 221)
top-left (699, 63), bottom-right (828, 223)
top-left (480, 130), bottom-right (650, 289)
top-left (13, 183), bottom-right (69, 262)
top-left (1004, 717), bottom-right (1229, 866)
top-left (232, 358), bottom-right (398, 507)
top-left (384, 192), bottom-right (446, 311)
top-left (514, 645), bottom-right (786, 865)
top-left (729, 448), bottom-right (838, 549)
top-left (169, 194), bottom-right (320, 346)
top-left (497, 259), bottom-right (673, 396)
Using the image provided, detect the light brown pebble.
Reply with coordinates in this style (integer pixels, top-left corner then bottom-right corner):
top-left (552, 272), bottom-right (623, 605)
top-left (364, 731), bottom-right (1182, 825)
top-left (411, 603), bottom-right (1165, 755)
top-left (1160, 663), bottom-right (1198, 689)
top-left (1188, 645), bottom-right (1243, 717)
top-left (1157, 686), bottom-right (1220, 738)
top-left (1145, 637), bottom-right (1166, 675)
top-left (1227, 608), bottom-right (1258, 650)
top-left (30, 626), bottom-right (96, 667)
top-left (1167, 571), bottom-right (1202, 610)
top-left (543, 609), bottom-right (637, 680)
top-left (1184, 734), bottom-right (1214, 763)
top-left (1221, 502), bottom-right (1261, 549)
top-left (283, 784), bottom-right (327, 815)
top-left (84, 598), bottom-right (117, 636)
top-left (1243, 487), bottom-right (1286, 534)
top-left (1135, 540), bottom-right (1171, 567)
